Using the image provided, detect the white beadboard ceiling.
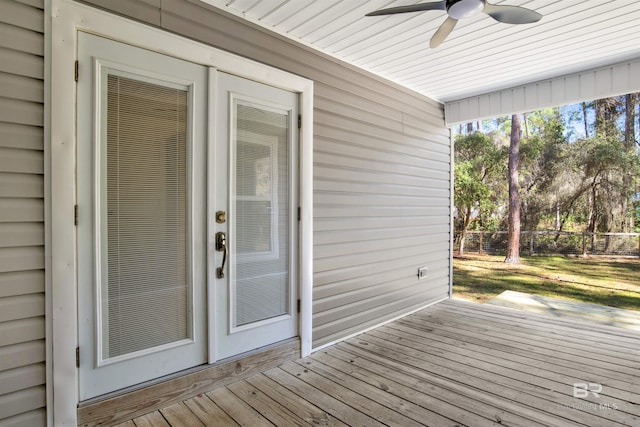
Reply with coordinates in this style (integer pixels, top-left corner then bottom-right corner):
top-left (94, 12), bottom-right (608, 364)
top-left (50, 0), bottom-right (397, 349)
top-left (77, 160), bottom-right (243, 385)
top-left (201, 0), bottom-right (640, 104)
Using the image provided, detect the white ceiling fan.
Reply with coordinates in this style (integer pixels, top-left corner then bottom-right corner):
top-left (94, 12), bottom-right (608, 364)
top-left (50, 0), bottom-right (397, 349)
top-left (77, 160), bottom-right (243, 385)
top-left (366, 0), bottom-right (543, 48)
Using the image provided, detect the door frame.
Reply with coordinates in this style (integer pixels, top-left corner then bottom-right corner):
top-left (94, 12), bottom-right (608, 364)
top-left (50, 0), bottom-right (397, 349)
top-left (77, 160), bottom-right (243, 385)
top-left (47, 1), bottom-right (313, 424)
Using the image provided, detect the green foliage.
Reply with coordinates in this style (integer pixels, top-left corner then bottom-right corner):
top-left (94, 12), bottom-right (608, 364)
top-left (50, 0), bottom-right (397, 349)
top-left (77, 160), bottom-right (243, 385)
top-left (453, 133), bottom-right (505, 233)
top-left (518, 109), bottom-right (569, 229)
top-left (569, 133), bottom-right (640, 232)
top-left (453, 94), bottom-right (640, 234)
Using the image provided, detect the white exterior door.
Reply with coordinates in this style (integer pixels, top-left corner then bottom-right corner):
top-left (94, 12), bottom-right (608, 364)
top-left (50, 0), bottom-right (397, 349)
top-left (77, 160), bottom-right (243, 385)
top-left (212, 72), bottom-right (299, 360)
top-left (77, 33), bottom-right (208, 400)
top-left (77, 33), bottom-right (300, 400)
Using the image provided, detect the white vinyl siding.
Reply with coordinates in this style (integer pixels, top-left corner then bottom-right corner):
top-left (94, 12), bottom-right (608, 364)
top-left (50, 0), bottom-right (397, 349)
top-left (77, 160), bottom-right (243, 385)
top-left (79, 0), bottom-right (451, 350)
top-left (445, 57), bottom-right (640, 125)
top-left (0, 0), bottom-right (46, 425)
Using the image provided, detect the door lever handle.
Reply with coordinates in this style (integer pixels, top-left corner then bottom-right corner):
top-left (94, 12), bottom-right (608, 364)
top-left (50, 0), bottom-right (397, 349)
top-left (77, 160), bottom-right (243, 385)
top-left (216, 232), bottom-right (227, 279)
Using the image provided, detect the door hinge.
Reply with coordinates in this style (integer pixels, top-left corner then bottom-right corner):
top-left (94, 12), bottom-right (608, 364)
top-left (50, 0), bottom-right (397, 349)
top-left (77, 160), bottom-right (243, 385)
top-left (74, 204), bottom-right (78, 226)
top-left (297, 299), bottom-right (301, 313)
top-left (298, 114), bottom-right (301, 129)
top-left (74, 60), bottom-right (79, 82)
top-left (76, 346), bottom-right (80, 368)
top-left (297, 207), bottom-right (301, 221)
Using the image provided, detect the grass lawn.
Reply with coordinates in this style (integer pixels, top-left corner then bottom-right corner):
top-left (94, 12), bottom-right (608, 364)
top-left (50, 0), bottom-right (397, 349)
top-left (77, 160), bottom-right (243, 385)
top-left (453, 254), bottom-right (640, 311)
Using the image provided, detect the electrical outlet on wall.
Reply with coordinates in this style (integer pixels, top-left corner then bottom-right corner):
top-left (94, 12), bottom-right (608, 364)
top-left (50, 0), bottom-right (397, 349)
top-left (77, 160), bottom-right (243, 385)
top-left (418, 266), bottom-right (428, 279)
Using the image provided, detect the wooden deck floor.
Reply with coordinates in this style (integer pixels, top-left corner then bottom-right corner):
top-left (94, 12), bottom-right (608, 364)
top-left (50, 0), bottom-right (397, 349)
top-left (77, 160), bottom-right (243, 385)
top-left (116, 299), bottom-right (639, 427)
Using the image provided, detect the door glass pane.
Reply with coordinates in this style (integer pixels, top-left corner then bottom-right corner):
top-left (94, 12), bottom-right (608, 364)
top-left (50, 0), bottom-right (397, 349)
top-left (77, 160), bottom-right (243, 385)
top-left (233, 102), bottom-right (290, 326)
top-left (103, 74), bottom-right (190, 359)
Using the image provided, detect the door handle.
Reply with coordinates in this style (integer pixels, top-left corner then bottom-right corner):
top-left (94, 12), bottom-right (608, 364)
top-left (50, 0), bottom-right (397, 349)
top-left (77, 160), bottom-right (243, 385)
top-left (216, 231), bottom-right (227, 279)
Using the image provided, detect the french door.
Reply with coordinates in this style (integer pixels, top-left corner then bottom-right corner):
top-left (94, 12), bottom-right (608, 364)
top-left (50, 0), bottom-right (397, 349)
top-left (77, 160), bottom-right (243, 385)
top-left (211, 73), bottom-right (299, 361)
top-left (77, 33), bottom-right (298, 400)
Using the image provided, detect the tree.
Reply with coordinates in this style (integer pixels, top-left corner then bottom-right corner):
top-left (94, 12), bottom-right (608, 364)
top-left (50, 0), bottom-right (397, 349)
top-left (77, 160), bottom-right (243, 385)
top-left (453, 132), bottom-right (504, 256)
top-left (581, 102), bottom-right (590, 138)
top-left (453, 93), bottom-right (639, 250)
top-left (518, 108), bottom-right (567, 231)
top-left (623, 94), bottom-right (636, 231)
top-left (505, 114), bottom-right (521, 263)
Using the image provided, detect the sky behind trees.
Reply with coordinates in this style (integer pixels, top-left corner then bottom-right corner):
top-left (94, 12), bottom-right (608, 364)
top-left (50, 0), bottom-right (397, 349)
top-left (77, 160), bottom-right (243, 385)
top-left (453, 94), bottom-right (640, 256)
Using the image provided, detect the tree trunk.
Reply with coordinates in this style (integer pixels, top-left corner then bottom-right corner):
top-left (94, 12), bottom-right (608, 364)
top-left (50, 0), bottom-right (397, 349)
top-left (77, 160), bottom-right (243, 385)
top-left (505, 114), bottom-right (521, 263)
top-left (595, 99), bottom-right (606, 136)
top-left (556, 197), bottom-right (561, 231)
top-left (623, 94), bottom-right (635, 232)
top-left (459, 206), bottom-right (472, 257)
top-left (588, 185), bottom-right (598, 250)
top-left (625, 94), bottom-right (635, 149)
top-left (581, 102), bottom-right (589, 138)
top-left (459, 230), bottom-right (466, 257)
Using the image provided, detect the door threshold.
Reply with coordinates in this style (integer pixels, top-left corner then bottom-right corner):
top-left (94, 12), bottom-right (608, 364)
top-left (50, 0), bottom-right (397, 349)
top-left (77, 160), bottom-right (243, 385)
top-left (77, 338), bottom-right (300, 426)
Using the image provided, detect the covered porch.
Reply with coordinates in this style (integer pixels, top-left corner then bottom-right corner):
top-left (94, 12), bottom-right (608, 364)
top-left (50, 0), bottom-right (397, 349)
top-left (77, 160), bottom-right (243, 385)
top-left (113, 299), bottom-right (639, 427)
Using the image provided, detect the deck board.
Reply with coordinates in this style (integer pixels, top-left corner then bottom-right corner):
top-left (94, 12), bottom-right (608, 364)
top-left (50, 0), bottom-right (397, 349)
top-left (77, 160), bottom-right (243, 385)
top-left (122, 300), bottom-right (640, 427)
top-left (385, 321), bottom-right (638, 395)
top-left (244, 373), bottom-right (348, 427)
top-left (131, 411), bottom-right (169, 427)
top-left (429, 305), bottom-right (640, 357)
top-left (205, 387), bottom-right (273, 427)
top-left (182, 395), bottom-right (239, 426)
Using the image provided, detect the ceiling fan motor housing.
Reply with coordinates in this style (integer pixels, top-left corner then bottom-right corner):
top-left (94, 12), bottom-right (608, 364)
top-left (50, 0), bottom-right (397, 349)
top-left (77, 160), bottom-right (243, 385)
top-left (447, 0), bottom-right (484, 19)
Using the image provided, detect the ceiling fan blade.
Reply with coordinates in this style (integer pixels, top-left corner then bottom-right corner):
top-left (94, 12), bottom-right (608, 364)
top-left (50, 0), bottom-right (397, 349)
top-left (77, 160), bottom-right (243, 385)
top-left (483, 3), bottom-right (542, 24)
top-left (430, 17), bottom-right (458, 48)
top-left (366, 1), bottom-right (446, 17)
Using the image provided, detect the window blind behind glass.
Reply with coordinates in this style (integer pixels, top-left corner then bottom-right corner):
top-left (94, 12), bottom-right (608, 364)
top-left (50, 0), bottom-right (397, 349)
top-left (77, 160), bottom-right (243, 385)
top-left (234, 103), bottom-right (290, 326)
top-left (105, 74), bottom-right (189, 359)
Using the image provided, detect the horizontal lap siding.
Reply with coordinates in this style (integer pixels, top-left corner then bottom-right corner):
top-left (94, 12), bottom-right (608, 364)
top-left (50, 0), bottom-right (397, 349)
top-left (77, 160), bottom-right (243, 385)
top-left (312, 90), bottom-right (450, 347)
top-left (78, 0), bottom-right (451, 349)
top-left (0, 0), bottom-right (46, 426)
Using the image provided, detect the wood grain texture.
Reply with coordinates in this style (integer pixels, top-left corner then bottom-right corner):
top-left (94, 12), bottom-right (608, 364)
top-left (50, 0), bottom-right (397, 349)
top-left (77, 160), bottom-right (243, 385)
top-left (182, 394), bottom-right (239, 426)
top-left (244, 374), bottom-right (348, 427)
top-left (206, 387), bottom-right (273, 427)
top-left (116, 300), bottom-right (639, 427)
top-left (132, 411), bottom-right (170, 427)
top-left (159, 403), bottom-right (204, 427)
top-left (226, 380), bottom-right (309, 427)
top-left (77, 339), bottom-right (300, 426)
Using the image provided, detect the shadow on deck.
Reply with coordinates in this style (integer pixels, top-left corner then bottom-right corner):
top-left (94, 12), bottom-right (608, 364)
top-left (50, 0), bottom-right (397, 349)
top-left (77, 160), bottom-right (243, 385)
top-left (115, 299), bottom-right (639, 427)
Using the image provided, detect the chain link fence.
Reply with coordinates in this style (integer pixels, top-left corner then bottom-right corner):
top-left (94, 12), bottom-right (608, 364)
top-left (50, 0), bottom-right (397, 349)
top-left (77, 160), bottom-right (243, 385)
top-left (459, 231), bottom-right (640, 257)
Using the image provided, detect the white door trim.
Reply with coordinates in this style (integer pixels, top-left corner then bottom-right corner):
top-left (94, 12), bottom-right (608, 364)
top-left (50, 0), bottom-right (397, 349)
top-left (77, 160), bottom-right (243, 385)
top-left (48, 1), bottom-right (313, 424)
